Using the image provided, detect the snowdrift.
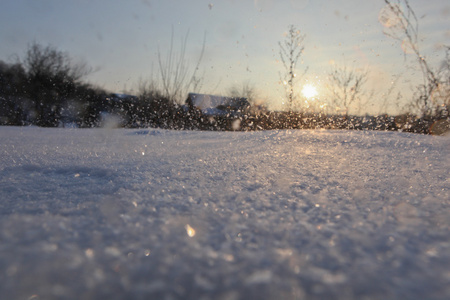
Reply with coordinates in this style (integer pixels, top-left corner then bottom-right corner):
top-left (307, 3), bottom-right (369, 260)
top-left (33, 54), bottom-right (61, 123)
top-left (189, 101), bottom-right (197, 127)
top-left (0, 127), bottom-right (449, 299)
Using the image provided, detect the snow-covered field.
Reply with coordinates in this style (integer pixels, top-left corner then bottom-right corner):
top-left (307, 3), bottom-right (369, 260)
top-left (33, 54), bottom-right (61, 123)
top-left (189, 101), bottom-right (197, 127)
top-left (0, 126), bottom-right (449, 300)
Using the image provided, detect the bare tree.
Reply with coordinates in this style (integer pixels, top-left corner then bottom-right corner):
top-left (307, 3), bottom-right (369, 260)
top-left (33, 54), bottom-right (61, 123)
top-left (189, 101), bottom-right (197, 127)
top-left (23, 42), bottom-right (92, 126)
top-left (24, 42), bottom-right (90, 84)
top-left (227, 81), bottom-right (257, 103)
top-left (434, 46), bottom-right (450, 117)
top-left (157, 28), bottom-right (205, 103)
top-left (380, 0), bottom-right (445, 116)
top-left (328, 64), bottom-right (370, 116)
top-left (379, 73), bottom-right (403, 115)
top-left (279, 25), bottom-right (307, 112)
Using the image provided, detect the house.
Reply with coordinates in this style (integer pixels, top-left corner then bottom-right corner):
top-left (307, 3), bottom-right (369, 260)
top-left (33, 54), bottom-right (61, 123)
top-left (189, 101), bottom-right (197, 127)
top-left (185, 93), bottom-right (250, 118)
top-left (184, 93), bottom-right (250, 130)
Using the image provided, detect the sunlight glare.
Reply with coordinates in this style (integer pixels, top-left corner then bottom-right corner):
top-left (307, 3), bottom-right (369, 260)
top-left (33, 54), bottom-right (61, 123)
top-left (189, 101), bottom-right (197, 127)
top-left (302, 84), bottom-right (318, 99)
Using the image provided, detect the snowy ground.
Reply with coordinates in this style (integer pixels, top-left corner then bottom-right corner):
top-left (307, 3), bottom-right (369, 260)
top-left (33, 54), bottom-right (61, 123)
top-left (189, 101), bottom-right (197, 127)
top-left (0, 126), bottom-right (449, 300)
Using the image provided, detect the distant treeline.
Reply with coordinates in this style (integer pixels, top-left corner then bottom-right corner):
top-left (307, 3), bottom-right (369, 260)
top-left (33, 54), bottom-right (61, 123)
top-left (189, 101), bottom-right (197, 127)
top-left (0, 43), bottom-right (448, 135)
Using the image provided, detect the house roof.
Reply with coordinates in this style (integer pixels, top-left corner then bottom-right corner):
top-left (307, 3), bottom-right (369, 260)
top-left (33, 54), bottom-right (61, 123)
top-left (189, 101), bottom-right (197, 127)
top-left (187, 93), bottom-right (249, 116)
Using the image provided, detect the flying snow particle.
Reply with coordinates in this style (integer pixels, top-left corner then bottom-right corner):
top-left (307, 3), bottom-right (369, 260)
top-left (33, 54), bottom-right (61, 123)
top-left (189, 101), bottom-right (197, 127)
top-left (85, 248), bottom-right (94, 259)
top-left (185, 224), bottom-right (196, 237)
top-left (232, 119), bottom-right (241, 131)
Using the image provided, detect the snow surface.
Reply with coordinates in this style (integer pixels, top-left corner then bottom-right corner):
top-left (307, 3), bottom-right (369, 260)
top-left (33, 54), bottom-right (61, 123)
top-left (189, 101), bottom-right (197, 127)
top-left (0, 126), bottom-right (449, 300)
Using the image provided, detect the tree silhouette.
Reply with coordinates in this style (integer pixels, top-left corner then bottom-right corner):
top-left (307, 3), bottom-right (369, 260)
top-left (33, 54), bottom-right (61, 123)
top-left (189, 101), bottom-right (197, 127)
top-left (328, 64), bottom-right (369, 116)
top-left (380, 0), bottom-right (448, 117)
top-left (23, 42), bottom-right (91, 126)
top-left (157, 29), bottom-right (205, 104)
top-left (227, 81), bottom-right (257, 104)
top-left (279, 25), bottom-right (307, 112)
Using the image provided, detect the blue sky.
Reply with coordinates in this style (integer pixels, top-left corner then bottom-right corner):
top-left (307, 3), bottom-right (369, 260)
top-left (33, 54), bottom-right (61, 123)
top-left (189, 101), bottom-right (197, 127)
top-left (1, 0), bottom-right (449, 114)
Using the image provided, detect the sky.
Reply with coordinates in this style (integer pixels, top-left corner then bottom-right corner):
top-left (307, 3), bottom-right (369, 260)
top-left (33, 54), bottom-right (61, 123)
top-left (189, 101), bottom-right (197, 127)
top-left (0, 0), bottom-right (449, 114)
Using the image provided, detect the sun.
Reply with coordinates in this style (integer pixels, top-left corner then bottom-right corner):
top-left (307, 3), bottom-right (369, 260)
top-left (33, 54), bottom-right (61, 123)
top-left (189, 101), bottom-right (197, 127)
top-left (302, 84), bottom-right (318, 99)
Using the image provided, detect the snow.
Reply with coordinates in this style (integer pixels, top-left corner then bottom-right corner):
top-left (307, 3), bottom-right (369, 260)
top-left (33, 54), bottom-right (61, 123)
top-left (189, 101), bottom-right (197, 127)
top-left (0, 126), bottom-right (449, 300)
